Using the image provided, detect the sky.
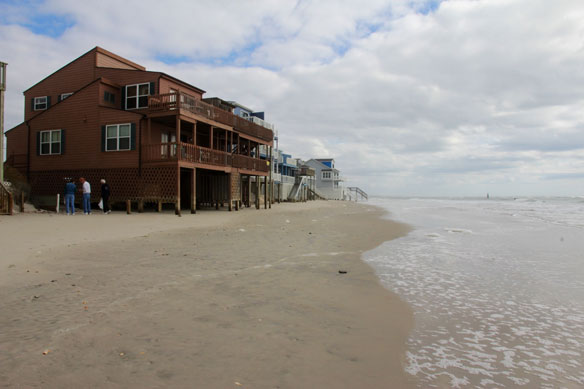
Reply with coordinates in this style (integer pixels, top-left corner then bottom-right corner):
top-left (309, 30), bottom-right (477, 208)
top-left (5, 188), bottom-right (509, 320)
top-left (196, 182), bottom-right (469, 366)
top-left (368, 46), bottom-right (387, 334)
top-left (1, 0), bottom-right (584, 197)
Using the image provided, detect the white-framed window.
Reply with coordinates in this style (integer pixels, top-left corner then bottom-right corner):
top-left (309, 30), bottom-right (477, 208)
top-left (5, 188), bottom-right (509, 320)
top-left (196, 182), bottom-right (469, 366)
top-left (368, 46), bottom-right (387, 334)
top-left (125, 83), bottom-right (150, 109)
top-left (169, 88), bottom-right (178, 103)
top-left (60, 92), bottom-right (73, 100)
top-left (322, 171), bottom-right (332, 179)
top-left (40, 129), bottom-right (62, 155)
top-left (106, 123), bottom-right (131, 151)
top-left (34, 96), bottom-right (48, 110)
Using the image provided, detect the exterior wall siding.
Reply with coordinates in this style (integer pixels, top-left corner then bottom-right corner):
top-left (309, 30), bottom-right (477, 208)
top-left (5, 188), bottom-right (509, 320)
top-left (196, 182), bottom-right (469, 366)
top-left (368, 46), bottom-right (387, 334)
top-left (96, 52), bottom-right (138, 70)
top-left (5, 123), bottom-right (28, 159)
top-left (25, 51), bottom-right (96, 122)
top-left (27, 81), bottom-right (142, 172)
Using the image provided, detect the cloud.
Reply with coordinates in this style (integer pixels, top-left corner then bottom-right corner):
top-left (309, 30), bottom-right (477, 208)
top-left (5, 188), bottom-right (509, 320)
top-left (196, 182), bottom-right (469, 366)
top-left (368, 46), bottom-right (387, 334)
top-left (2, 0), bottom-right (584, 196)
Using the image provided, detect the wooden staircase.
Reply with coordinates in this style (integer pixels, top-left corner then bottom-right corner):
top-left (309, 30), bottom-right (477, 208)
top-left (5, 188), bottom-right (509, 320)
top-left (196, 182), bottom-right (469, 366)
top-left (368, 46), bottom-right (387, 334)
top-left (346, 187), bottom-right (368, 202)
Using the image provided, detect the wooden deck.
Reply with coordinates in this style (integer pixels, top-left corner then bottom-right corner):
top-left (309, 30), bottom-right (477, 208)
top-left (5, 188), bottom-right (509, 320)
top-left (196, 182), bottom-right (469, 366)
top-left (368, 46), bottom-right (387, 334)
top-left (148, 93), bottom-right (273, 143)
top-left (142, 142), bottom-right (269, 174)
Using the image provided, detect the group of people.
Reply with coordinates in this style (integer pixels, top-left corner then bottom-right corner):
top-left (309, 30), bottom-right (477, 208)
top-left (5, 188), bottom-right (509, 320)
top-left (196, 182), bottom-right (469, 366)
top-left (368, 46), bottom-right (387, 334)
top-left (64, 178), bottom-right (110, 215)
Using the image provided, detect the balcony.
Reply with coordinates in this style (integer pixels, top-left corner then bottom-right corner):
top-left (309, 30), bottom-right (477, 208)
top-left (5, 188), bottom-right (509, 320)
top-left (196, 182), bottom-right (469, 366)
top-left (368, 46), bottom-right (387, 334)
top-left (148, 93), bottom-right (273, 143)
top-left (142, 142), bottom-right (268, 173)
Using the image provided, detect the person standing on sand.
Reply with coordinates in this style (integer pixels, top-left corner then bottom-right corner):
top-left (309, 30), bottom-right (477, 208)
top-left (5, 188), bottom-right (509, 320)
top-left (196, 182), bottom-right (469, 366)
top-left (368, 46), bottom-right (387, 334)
top-left (64, 178), bottom-right (77, 215)
top-left (80, 177), bottom-right (91, 215)
top-left (100, 179), bottom-right (111, 214)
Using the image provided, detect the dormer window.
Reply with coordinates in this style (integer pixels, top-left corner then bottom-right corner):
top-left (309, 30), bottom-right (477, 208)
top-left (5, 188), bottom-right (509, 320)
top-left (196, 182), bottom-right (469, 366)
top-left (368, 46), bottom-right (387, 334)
top-left (104, 91), bottom-right (115, 104)
top-left (125, 83), bottom-right (150, 109)
top-left (34, 96), bottom-right (48, 110)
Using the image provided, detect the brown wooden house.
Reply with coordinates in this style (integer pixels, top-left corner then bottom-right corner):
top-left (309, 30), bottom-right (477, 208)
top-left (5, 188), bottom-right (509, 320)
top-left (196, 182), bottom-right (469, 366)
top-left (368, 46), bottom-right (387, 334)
top-left (5, 47), bottom-right (274, 213)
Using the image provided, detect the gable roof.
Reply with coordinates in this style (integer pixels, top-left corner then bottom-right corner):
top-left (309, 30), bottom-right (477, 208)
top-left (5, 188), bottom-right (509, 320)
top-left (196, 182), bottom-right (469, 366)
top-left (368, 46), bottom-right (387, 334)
top-left (305, 158), bottom-right (340, 172)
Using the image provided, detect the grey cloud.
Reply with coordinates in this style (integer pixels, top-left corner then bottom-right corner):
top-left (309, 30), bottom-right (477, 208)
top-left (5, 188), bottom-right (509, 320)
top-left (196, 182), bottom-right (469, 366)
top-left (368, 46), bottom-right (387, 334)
top-left (3, 0), bottom-right (584, 196)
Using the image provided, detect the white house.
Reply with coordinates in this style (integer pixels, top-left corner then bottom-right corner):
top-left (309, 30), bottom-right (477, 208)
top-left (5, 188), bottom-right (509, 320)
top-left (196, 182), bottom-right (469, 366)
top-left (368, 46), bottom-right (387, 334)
top-left (304, 158), bottom-right (345, 200)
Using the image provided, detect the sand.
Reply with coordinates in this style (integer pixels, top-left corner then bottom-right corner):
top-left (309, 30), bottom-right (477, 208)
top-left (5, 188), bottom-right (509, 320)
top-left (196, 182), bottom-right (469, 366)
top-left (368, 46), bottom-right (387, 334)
top-left (0, 201), bottom-right (414, 388)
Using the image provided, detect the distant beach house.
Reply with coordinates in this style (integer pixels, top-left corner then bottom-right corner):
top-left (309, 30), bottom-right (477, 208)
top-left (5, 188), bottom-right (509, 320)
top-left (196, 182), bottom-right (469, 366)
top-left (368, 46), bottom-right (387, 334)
top-left (269, 150), bottom-right (316, 202)
top-left (4, 47), bottom-right (275, 213)
top-left (229, 101), bottom-right (275, 132)
top-left (304, 158), bottom-right (345, 200)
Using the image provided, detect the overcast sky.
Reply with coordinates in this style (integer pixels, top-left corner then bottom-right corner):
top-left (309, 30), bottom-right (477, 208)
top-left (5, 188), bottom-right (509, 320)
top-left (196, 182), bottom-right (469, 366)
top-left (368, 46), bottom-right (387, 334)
top-left (1, 0), bottom-right (583, 196)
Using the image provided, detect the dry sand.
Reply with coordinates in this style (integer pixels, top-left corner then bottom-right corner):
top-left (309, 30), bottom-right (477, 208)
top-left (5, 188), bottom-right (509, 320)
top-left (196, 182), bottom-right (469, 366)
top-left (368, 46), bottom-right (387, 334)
top-left (0, 201), bottom-right (414, 388)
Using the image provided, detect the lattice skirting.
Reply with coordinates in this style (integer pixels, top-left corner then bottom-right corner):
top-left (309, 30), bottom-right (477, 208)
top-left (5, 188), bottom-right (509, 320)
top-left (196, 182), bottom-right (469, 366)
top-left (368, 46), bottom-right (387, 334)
top-left (29, 167), bottom-right (179, 203)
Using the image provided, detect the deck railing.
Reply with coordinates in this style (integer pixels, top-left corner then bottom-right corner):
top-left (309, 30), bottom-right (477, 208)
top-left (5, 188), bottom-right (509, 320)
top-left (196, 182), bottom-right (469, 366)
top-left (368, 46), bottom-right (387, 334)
top-left (142, 142), bottom-right (268, 172)
top-left (232, 154), bottom-right (269, 172)
top-left (149, 93), bottom-right (273, 142)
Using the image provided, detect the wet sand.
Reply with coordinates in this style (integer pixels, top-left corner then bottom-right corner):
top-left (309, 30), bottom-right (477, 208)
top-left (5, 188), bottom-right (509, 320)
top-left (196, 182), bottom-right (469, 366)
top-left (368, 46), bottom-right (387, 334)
top-left (0, 201), bottom-right (414, 388)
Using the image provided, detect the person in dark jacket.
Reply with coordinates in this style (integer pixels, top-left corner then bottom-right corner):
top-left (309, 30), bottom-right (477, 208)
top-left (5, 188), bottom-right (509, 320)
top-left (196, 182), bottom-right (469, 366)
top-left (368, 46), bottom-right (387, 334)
top-left (100, 179), bottom-right (111, 214)
top-left (64, 178), bottom-right (77, 215)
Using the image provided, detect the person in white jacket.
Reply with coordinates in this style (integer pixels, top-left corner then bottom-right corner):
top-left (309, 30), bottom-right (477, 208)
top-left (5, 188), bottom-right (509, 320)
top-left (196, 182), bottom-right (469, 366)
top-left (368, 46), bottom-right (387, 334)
top-left (79, 177), bottom-right (91, 215)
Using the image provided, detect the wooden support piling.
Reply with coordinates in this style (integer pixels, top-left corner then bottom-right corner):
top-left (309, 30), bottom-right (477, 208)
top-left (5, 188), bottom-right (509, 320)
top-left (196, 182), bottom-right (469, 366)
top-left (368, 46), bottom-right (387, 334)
top-left (255, 176), bottom-right (260, 209)
top-left (126, 200), bottom-right (131, 214)
top-left (264, 176), bottom-right (268, 209)
top-left (175, 165), bottom-right (181, 216)
top-left (247, 176), bottom-right (252, 208)
top-left (228, 173), bottom-right (233, 212)
top-left (191, 168), bottom-right (196, 214)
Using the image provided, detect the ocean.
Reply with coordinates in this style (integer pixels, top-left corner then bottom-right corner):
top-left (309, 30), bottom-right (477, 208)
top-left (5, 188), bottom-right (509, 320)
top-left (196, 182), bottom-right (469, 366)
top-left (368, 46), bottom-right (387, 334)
top-left (364, 197), bottom-right (584, 388)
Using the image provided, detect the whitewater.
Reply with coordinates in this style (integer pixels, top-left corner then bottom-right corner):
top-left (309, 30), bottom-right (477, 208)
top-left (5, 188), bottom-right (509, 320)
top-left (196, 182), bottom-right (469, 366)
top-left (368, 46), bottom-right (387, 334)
top-left (365, 197), bottom-right (584, 388)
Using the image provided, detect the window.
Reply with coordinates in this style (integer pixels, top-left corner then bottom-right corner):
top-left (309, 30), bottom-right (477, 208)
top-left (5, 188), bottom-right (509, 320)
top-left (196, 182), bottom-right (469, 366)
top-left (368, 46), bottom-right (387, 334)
top-left (104, 91), bottom-right (115, 104)
top-left (322, 171), bottom-right (332, 179)
top-left (34, 96), bottom-right (48, 110)
top-left (60, 92), bottom-right (73, 100)
top-left (169, 88), bottom-right (178, 103)
top-left (105, 124), bottom-right (131, 151)
top-left (39, 130), bottom-right (62, 155)
top-left (125, 83), bottom-right (150, 109)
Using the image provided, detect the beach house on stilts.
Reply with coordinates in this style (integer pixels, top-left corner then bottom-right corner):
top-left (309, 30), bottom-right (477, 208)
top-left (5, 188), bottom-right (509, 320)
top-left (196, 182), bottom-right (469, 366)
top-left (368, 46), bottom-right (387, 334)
top-left (5, 47), bottom-right (274, 214)
top-left (304, 158), bottom-right (346, 200)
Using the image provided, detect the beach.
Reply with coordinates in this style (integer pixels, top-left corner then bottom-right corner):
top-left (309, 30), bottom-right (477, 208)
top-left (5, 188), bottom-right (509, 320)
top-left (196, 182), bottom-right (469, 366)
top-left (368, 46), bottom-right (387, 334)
top-left (0, 201), bottom-right (414, 388)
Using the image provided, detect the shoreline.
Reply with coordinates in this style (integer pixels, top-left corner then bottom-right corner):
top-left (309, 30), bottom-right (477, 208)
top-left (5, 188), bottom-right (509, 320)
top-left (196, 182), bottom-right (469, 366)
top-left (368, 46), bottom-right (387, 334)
top-left (0, 201), bottom-right (415, 388)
